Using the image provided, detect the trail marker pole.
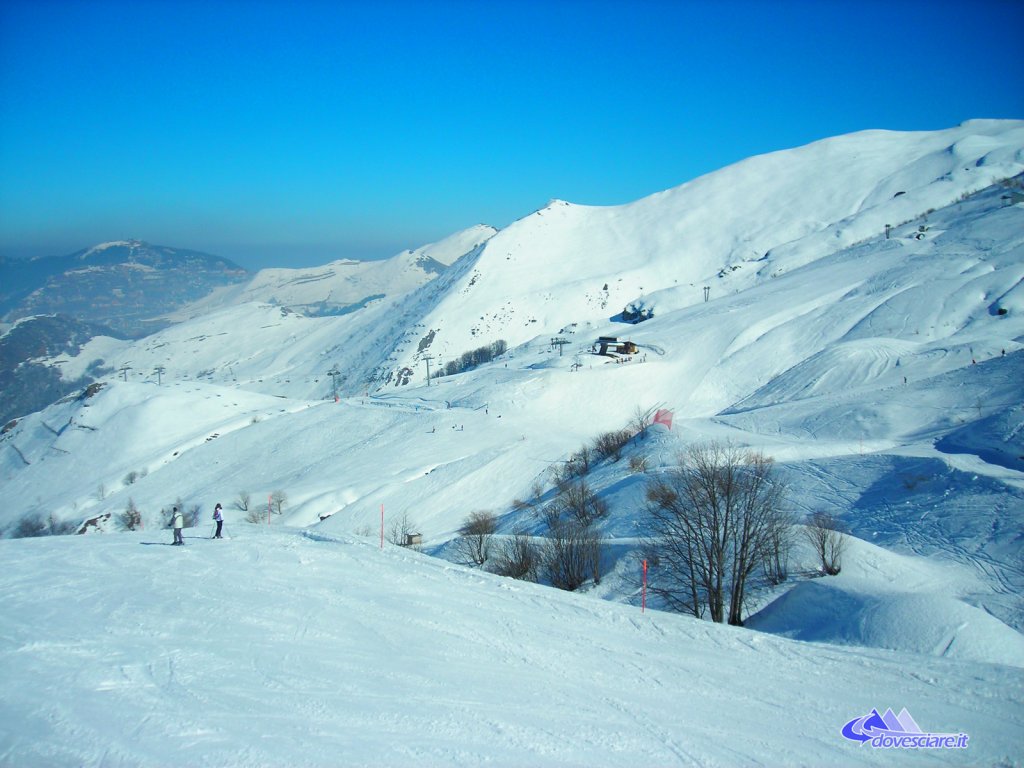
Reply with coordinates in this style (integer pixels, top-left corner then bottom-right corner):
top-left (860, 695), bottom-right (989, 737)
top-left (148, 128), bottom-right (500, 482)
top-left (642, 559), bottom-right (648, 613)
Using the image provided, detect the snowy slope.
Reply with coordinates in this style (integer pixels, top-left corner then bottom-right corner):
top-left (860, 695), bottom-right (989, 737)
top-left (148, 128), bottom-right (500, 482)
top-left (392, 120), bottom-right (1024, 375)
top-left (1, 528), bottom-right (1021, 767)
top-left (745, 534), bottom-right (1024, 667)
top-left (2, 122), bottom-right (1024, 764)
top-left (173, 224), bottom-right (495, 318)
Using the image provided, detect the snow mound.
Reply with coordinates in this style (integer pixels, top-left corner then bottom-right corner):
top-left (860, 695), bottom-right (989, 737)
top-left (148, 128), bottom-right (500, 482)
top-left (747, 534), bottom-right (1024, 667)
top-left (748, 579), bottom-right (1024, 667)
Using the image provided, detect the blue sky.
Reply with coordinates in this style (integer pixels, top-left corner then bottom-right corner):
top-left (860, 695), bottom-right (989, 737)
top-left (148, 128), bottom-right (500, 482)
top-left (1, 0), bottom-right (1021, 270)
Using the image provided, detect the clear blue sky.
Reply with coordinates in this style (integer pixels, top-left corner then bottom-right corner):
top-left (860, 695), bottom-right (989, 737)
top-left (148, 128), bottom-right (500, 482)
top-left (1, 0), bottom-right (1021, 270)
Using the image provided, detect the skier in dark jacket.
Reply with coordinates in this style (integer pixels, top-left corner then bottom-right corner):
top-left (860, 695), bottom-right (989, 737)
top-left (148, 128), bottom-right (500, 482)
top-left (213, 503), bottom-right (224, 539)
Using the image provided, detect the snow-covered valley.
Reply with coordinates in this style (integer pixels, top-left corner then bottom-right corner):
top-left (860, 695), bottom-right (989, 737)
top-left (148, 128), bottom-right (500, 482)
top-left (2, 120), bottom-right (1023, 766)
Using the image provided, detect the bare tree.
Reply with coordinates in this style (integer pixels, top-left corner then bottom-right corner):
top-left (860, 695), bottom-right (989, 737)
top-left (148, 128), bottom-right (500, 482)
top-left (387, 511), bottom-right (418, 547)
top-left (490, 530), bottom-right (540, 581)
top-left (235, 491), bottom-right (250, 512)
top-left (644, 479), bottom-right (704, 618)
top-left (245, 506), bottom-right (266, 524)
top-left (454, 510), bottom-right (498, 565)
top-left (542, 516), bottom-right (604, 591)
top-left (724, 451), bottom-right (788, 624)
top-left (119, 498), bottom-right (142, 531)
top-left (630, 404), bottom-right (657, 438)
top-left (549, 479), bottom-right (609, 527)
top-left (644, 442), bottom-right (791, 625)
top-left (550, 447), bottom-right (591, 487)
top-left (762, 507), bottom-right (795, 586)
top-left (804, 511), bottom-right (847, 575)
top-left (270, 490), bottom-right (287, 515)
top-left (12, 510), bottom-right (79, 538)
top-left (593, 429), bottom-right (632, 461)
top-left (571, 446), bottom-right (593, 476)
top-left (543, 480), bottom-right (610, 589)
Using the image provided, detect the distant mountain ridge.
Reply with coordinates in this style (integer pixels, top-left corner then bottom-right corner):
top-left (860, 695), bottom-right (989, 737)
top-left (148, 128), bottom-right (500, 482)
top-left (0, 314), bottom-right (125, 427)
top-left (172, 224), bottom-right (497, 319)
top-left (0, 229), bottom-right (499, 422)
top-left (0, 240), bottom-right (249, 338)
top-left (0, 240), bottom-right (249, 421)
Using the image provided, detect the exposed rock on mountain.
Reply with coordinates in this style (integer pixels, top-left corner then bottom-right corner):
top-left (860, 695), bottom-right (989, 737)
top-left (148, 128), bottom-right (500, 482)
top-left (0, 314), bottom-right (125, 425)
top-left (0, 240), bottom-right (249, 338)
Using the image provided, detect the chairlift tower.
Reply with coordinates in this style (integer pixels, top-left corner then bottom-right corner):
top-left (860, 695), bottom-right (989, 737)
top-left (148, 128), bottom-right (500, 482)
top-left (327, 368), bottom-right (341, 399)
top-left (423, 355), bottom-right (435, 386)
top-left (551, 337), bottom-right (570, 357)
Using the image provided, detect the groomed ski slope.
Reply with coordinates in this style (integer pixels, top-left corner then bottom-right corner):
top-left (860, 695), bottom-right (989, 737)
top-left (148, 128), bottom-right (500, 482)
top-left (1, 527), bottom-right (1020, 767)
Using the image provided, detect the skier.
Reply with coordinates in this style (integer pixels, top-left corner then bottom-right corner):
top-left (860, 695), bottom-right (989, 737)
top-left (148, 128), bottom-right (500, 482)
top-left (213, 503), bottom-right (224, 539)
top-left (171, 506), bottom-right (184, 546)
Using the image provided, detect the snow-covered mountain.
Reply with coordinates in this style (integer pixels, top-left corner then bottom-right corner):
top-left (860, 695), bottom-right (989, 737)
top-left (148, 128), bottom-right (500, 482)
top-left (390, 120), bottom-right (1024, 378)
top-left (174, 224), bottom-right (496, 318)
top-left (0, 239), bottom-right (248, 337)
top-left (2, 120), bottom-right (1023, 765)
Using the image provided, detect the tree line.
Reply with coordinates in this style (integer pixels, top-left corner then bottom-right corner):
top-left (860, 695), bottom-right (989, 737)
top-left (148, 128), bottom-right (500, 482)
top-left (433, 340), bottom-right (508, 379)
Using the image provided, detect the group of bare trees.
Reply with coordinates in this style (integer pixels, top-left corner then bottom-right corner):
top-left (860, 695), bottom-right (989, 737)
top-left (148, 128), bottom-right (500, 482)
top-left (490, 529), bottom-right (541, 581)
top-left (450, 476), bottom-right (607, 592)
top-left (452, 510), bottom-right (539, 579)
top-left (116, 496), bottom-right (206, 532)
top-left (9, 511), bottom-right (77, 538)
top-left (240, 489), bottom-right (287, 523)
top-left (644, 442), bottom-right (848, 625)
top-left (644, 442), bottom-right (793, 625)
top-left (444, 428), bottom-right (848, 623)
top-left (436, 340), bottom-right (509, 379)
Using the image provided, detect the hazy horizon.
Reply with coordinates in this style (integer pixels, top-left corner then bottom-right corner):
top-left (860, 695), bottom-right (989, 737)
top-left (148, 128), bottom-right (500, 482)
top-left (2, 0), bottom-right (1022, 271)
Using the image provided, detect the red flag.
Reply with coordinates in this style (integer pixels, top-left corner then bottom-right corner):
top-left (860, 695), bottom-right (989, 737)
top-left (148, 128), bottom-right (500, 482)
top-left (653, 408), bottom-right (673, 429)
